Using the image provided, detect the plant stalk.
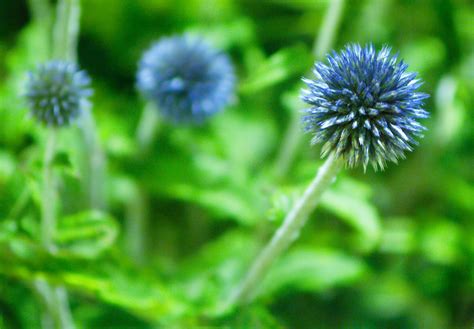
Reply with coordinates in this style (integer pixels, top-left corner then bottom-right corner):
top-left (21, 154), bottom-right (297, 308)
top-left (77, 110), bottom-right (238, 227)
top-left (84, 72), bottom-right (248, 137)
top-left (33, 1), bottom-right (84, 328)
top-left (312, 0), bottom-right (346, 59)
top-left (232, 154), bottom-right (343, 305)
top-left (80, 107), bottom-right (106, 210)
top-left (54, 0), bottom-right (106, 210)
top-left (41, 129), bottom-right (57, 251)
top-left (273, 0), bottom-right (345, 179)
top-left (136, 103), bottom-right (160, 151)
top-left (53, 0), bottom-right (80, 62)
top-left (126, 103), bottom-right (160, 262)
top-left (38, 130), bottom-right (76, 329)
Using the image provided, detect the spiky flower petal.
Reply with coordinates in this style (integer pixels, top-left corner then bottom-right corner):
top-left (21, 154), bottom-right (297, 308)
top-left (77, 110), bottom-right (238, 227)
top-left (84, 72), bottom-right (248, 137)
top-left (25, 61), bottom-right (92, 127)
top-left (301, 44), bottom-right (429, 170)
top-left (136, 35), bottom-right (235, 124)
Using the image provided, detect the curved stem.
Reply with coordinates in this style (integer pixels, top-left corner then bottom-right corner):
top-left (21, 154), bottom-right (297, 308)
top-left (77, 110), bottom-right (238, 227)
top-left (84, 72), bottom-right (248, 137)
top-left (231, 154), bottom-right (343, 305)
top-left (273, 0), bottom-right (345, 179)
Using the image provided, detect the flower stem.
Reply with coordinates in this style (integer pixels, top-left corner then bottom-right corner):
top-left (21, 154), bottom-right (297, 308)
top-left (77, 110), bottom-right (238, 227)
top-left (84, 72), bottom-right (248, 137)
top-left (312, 0), bottom-right (346, 60)
top-left (124, 185), bottom-right (148, 265)
top-left (126, 103), bottom-right (160, 262)
top-left (41, 129), bottom-right (57, 251)
top-left (232, 154), bottom-right (343, 305)
top-left (33, 1), bottom-right (83, 328)
top-left (136, 103), bottom-right (160, 151)
top-left (53, 0), bottom-right (80, 62)
top-left (273, 0), bottom-right (345, 179)
top-left (80, 107), bottom-right (106, 210)
top-left (54, 0), bottom-right (106, 210)
top-left (37, 130), bottom-right (76, 329)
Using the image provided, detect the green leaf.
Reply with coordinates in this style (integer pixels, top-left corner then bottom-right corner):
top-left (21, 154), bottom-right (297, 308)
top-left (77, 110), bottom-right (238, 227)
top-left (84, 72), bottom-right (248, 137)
top-left (174, 230), bottom-right (259, 316)
top-left (259, 248), bottom-right (366, 298)
top-left (320, 185), bottom-right (381, 252)
top-left (240, 44), bottom-right (312, 93)
top-left (54, 211), bottom-right (119, 258)
top-left (0, 235), bottom-right (186, 324)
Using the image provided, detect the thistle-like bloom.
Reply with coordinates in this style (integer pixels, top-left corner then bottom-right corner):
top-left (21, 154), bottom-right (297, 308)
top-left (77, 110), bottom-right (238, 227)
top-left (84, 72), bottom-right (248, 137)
top-left (25, 61), bottom-right (92, 127)
top-left (301, 44), bottom-right (429, 170)
top-left (136, 35), bottom-right (235, 124)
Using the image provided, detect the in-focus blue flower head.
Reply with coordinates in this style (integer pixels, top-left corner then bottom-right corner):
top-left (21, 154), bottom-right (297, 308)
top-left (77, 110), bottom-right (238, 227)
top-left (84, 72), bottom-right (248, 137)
top-left (136, 34), bottom-right (235, 124)
top-left (301, 44), bottom-right (429, 170)
top-left (25, 60), bottom-right (92, 127)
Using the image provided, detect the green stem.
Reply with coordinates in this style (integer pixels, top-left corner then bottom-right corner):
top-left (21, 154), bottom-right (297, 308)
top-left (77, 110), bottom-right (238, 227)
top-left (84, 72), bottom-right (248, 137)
top-left (32, 1), bottom-right (83, 328)
top-left (312, 0), bottom-right (346, 59)
top-left (53, 0), bottom-right (106, 210)
top-left (37, 130), bottom-right (76, 329)
top-left (273, 0), bottom-right (345, 179)
top-left (126, 103), bottom-right (160, 262)
top-left (232, 154), bottom-right (343, 305)
top-left (136, 103), bottom-right (160, 151)
top-left (272, 107), bottom-right (301, 179)
top-left (28, 0), bottom-right (51, 20)
top-left (53, 0), bottom-right (80, 61)
top-left (41, 129), bottom-right (57, 252)
top-left (38, 131), bottom-right (57, 329)
top-left (124, 186), bottom-right (148, 265)
top-left (80, 107), bottom-right (106, 210)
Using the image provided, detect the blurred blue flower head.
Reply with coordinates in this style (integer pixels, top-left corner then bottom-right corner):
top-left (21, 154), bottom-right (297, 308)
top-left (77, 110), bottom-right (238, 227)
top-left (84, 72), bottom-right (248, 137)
top-left (137, 35), bottom-right (235, 124)
top-left (25, 60), bottom-right (92, 127)
top-left (301, 44), bottom-right (429, 170)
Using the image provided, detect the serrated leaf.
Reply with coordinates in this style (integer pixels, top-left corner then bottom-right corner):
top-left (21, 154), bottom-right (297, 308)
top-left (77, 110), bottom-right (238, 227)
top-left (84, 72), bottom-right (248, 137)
top-left (54, 211), bottom-right (118, 258)
top-left (259, 248), bottom-right (366, 298)
top-left (0, 236), bottom-right (186, 324)
top-left (240, 44), bottom-right (312, 93)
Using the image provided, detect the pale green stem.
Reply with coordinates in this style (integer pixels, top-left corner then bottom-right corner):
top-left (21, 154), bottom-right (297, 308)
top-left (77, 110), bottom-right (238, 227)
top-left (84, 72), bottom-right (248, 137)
top-left (312, 0), bottom-right (346, 60)
top-left (232, 154), bottom-right (343, 305)
top-left (37, 130), bottom-right (75, 329)
top-left (28, 0), bottom-right (53, 68)
top-left (273, 0), bottom-right (345, 179)
top-left (126, 103), bottom-right (160, 262)
top-left (80, 107), bottom-right (106, 210)
top-left (54, 0), bottom-right (106, 210)
top-left (53, 0), bottom-right (80, 61)
top-left (272, 108), bottom-right (301, 179)
top-left (32, 1), bottom-right (83, 328)
top-left (124, 186), bottom-right (148, 265)
top-left (28, 0), bottom-right (51, 20)
top-left (136, 103), bottom-right (160, 151)
top-left (35, 129), bottom-right (58, 329)
top-left (41, 129), bottom-right (57, 251)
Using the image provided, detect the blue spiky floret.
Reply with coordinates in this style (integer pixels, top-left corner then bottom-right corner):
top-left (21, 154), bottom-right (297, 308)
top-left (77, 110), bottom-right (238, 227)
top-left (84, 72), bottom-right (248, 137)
top-left (301, 44), bottom-right (429, 170)
top-left (136, 35), bottom-right (235, 124)
top-left (25, 60), bottom-right (92, 127)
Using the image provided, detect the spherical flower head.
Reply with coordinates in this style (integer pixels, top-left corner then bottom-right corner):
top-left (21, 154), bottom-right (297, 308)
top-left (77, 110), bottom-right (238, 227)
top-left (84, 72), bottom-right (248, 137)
top-left (25, 60), bottom-right (92, 127)
top-left (136, 35), bottom-right (235, 124)
top-left (301, 44), bottom-right (429, 170)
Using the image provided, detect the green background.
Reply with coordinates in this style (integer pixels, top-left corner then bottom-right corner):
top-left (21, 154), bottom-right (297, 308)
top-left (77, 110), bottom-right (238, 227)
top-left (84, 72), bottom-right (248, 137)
top-left (0, 0), bottom-right (473, 328)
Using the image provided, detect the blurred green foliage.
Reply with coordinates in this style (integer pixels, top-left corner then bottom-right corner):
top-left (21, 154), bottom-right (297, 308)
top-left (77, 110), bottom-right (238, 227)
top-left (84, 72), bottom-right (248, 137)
top-left (0, 0), bottom-right (473, 328)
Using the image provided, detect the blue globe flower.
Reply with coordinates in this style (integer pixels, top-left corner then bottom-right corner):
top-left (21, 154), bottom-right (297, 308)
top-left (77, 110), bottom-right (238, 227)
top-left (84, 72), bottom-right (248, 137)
top-left (136, 35), bottom-right (235, 124)
top-left (25, 61), bottom-right (92, 127)
top-left (301, 44), bottom-right (429, 170)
